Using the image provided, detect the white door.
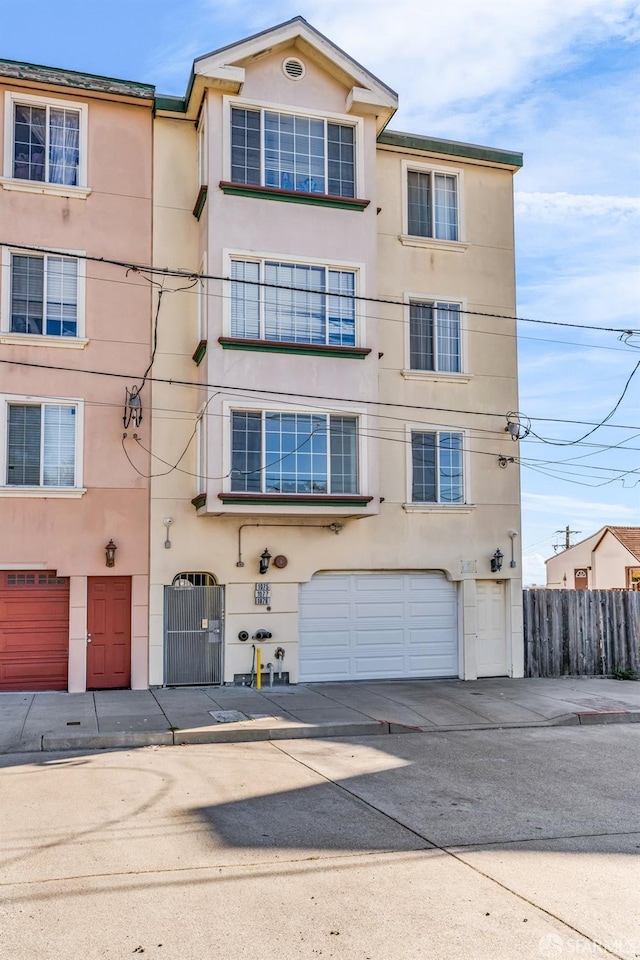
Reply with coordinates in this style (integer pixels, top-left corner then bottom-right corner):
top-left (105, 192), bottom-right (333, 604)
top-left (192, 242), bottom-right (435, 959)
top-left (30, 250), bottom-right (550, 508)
top-left (476, 580), bottom-right (508, 677)
top-left (299, 572), bottom-right (458, 682)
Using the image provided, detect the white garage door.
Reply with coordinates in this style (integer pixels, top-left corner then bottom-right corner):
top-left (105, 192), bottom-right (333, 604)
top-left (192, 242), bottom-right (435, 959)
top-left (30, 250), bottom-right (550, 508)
top-left (299, 573), bottom-right (458, 682)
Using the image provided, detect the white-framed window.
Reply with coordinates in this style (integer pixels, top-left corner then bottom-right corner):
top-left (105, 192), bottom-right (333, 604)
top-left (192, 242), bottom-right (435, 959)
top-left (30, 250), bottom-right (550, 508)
top-left (4, 92), bottom-right (88, 188)
top-left (230, 103), bottom-right (356, 197)
top-left (2, 397), bottom-right (82, 489)
top-left (409, 300), bottom-right (461, 373)
top-left (230, 410), bottom-right (359, 495)
top-left (403, 160), bottom-right (461, 242)
top-left (410, 430), bottom-right (464, 504)
top-left (1, 248), bottom-right (84, 339)
top-left (230, 257), bottom-right (357, 346)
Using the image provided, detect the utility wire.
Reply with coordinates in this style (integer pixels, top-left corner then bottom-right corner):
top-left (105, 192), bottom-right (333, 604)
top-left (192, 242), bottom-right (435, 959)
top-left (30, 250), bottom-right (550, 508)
top-left (1, 239), bottom-right (637, 336)
top-left (2, 355), bottom-right (638, 433)
top-left (0, 257), bottom-right (632, 355)
top-left (527, 361), bottom-right (640, 447)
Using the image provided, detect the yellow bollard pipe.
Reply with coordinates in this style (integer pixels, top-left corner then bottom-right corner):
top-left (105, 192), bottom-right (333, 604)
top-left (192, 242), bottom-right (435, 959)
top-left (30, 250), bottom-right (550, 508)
top-left (255, 647), bottom-right (261, 690)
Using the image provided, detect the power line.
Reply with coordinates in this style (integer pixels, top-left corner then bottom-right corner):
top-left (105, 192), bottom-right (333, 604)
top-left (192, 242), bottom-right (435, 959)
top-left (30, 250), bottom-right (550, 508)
top-left (1, 238), bottom-right (637, 336)
top-left (2, 355), bottom-right (638, 434)
top-left (527, 360), bottom-right (640, 446)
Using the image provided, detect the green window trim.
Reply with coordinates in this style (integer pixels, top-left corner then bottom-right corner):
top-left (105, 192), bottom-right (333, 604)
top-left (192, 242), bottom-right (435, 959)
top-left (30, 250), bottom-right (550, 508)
top-left (193, 185), bottom-right (208, 220)
top-left (192, 339), bottom-right (207, 365)
top-left (191, 493), bottom-right (207, 510)
top-left (218, 337), bottom-right (370, 360)
top-left (217, 493), bottom-right (374, 507)
top-left (219, 181), bottom-right (370, 211)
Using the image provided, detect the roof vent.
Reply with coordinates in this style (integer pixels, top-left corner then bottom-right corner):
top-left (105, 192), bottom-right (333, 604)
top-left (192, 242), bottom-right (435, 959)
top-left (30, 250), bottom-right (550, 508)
top-left (283, 57), bottom-right (305, 80)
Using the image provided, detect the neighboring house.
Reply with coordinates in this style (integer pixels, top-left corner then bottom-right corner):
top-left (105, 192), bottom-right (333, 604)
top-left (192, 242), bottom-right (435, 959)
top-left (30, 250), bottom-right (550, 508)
top-left (150, 16), bottom-right (524, 686)
top-left (0, 61), bottom-right (154, 691)
top-left (546, 526), bottom-right (640, 590)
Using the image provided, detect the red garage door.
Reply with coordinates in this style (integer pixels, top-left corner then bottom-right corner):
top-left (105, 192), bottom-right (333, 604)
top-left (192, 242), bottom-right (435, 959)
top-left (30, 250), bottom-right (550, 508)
top-left (0, 571), bottom-right (70, 691)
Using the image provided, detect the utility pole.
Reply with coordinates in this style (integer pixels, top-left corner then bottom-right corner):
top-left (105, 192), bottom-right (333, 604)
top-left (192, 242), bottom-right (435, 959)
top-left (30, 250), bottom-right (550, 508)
top-left (554, 525), bottom-right (581, 552)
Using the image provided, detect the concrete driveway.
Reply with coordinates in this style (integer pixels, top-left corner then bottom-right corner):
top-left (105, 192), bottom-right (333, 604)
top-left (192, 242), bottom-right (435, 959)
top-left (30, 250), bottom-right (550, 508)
top-left (1, 724), bottom-right (639, 959)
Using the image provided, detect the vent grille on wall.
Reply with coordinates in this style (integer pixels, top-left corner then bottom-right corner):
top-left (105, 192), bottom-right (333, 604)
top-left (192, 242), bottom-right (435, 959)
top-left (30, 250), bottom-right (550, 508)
top-left (283, 57), bottom-right (305, 80)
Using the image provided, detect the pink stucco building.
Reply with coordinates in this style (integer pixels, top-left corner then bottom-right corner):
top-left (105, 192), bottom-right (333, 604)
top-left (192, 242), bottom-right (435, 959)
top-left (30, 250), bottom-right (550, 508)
top-left (0, 61), bottom-right (154, 692)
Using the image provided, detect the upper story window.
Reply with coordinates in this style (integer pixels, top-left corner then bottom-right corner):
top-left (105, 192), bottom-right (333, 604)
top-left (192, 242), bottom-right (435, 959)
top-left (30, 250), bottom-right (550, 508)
top-left (230, 258), bottom-right (356, 347)
top-left (407, 168), bottom-right (459, 241)
top-left (231, 411), bottom-right (358, 495)
top-left (231, 106), bottom-right (355, 198)
top-left (411, 430), bottom-right (464, 504)
top-left (5, 400), bottom-right (79, 488)
top-left (6, 251), bottom-right (80, 337)
top-left (410, 300), bottom-right (461, 373)
top-left (6, 92), bottom-right (88, 187)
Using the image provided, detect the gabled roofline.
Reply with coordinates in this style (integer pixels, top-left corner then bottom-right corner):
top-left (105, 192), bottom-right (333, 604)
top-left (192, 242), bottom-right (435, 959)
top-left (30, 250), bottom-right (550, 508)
top-left (156, 15), bottom-right (398, 130)
top-left (0, 57), bottom-right (154, 100)
top-left (545, 525), bottom-right (640, 564)
top-left (594, 526), bottom-right (640, 562)
top-left (193, 16), bottom-right (397, 101)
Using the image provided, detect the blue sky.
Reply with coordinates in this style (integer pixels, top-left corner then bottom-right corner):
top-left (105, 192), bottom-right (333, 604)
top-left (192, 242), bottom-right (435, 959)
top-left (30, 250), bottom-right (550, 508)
top-left (1, 0), bottom-right (638, 581)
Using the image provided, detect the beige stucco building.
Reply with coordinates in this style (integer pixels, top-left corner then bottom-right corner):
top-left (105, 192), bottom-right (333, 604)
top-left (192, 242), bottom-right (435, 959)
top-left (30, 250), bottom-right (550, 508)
top-left (150, 17), bottom-right (524, 687)
top-left (546, 526), bottom-right (640, 590)
top-left (0, 61), bottom-right (153, 691)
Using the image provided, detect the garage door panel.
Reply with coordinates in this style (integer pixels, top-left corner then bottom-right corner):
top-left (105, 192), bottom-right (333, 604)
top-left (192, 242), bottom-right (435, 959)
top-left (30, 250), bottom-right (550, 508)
top-left (0, 571), bottom-right (69, 691)
top-left (0, 626), bottom-right (68, 654)
top-left (299, 573), bottom-right (458, 682)
top-left (353, 629), bottom-right (405, 648)
top-left (351, 657), bottom-right (406, 677)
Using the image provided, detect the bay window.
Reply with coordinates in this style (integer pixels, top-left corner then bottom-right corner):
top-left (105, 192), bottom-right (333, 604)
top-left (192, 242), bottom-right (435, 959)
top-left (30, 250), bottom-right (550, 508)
top-left (230, 258), bottom-right (356, 346)
top-left (231, 411), bottom-right (358, 495)
top-left (231, 106), bottom-right (355, 197)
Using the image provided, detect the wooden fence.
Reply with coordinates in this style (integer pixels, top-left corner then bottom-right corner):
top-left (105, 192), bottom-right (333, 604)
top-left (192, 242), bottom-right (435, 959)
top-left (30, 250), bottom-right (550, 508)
top-left (523, 589), bottom-right (640, 678)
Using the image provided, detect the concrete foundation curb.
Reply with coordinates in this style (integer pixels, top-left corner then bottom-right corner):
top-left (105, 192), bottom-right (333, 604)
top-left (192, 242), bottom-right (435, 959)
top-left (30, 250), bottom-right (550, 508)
top-left (42, 732), bottom-right (174, 751)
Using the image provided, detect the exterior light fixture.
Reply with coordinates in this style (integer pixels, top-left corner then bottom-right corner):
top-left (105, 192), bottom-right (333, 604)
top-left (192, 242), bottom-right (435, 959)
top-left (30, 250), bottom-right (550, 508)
top-left (490, 549), bottom-right (504, 573)
top-left (163, 516), bottom-right (174, 549)
top-left (259, 548), bottom-right (272, 576)
top-left (105, 540), bottom-right (117, 568)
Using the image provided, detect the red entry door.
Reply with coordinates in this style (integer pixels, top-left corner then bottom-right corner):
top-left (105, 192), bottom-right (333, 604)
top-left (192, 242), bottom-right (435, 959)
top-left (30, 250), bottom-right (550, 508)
top-left (87, 577), bottom-right (131, 689)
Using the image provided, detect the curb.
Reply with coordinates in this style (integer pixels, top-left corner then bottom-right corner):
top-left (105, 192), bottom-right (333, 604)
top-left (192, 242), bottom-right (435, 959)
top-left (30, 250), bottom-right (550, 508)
top-left (2, 710), bottom-right (640, 755)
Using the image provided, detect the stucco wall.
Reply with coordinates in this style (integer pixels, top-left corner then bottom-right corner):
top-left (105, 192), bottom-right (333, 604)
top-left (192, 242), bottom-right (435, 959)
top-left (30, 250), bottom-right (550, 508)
top-left (150, 44), bottom-right (523, 685)
top-left (0, 82), bottom-right (153, 689)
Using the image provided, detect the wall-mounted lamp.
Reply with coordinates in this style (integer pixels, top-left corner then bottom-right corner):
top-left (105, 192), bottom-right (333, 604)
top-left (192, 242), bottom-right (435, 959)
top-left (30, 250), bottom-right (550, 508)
top-left (490, 549), bottom-right (504, 573)
top-left (163, 516), bottom-right (174, 549)
top-left (259, 548), bottom-right (272, 576)
top-left (105, 539), bottom-right (117, 568)
top-left (508, 529), bottom-right (518, 568)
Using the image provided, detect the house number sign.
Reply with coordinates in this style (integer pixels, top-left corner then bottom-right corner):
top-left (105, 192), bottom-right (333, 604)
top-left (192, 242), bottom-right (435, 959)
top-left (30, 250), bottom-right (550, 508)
top-left (254, 582), bottom-right (271, 605)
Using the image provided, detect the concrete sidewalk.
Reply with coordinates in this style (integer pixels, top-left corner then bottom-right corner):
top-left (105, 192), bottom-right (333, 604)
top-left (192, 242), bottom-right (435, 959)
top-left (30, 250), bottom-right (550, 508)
top-left (2, 676), bottom-right (640, 753)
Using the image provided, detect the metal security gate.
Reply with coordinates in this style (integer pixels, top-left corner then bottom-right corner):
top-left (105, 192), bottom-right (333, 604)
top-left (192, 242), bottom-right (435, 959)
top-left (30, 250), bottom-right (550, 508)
top-left (163, 584), bottom-right (224, 685)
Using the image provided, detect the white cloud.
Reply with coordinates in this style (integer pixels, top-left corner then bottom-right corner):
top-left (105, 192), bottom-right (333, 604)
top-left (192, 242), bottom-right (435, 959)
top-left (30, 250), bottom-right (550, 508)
top-left (261, 0), bottom-right (640, 126)
top-left (523, 552), bottom-right (547, 585)
top-left (516, 192), bottom-right (640, 220)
